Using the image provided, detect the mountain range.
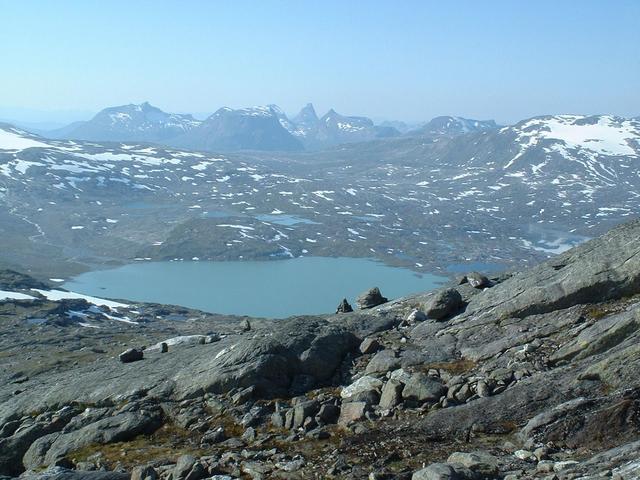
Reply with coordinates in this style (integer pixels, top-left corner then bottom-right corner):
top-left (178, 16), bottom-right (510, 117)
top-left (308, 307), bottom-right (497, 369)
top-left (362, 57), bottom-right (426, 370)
top-left (44, 102), bottom-right (498, 152)
top-left (1, 113), bottom-right (639, 278)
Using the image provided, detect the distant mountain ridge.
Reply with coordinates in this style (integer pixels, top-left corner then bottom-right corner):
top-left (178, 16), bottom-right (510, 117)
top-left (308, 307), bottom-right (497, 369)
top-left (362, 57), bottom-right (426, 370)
top-left (409, 116), bottom-right (498, 137)
top-left (170, 105), bottom-right (304, 152)
top-left (47, 102), bottom-right (200, 143)
top-left (1, 113), bottom-right (639, 276)
top-left (44, 102), bottom-right (499, 152)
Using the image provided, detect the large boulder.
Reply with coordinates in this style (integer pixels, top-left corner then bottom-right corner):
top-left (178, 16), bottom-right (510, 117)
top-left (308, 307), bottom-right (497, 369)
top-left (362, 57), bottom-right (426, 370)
top-left (424, 289), bottom-right (464, 320)
top-left (338, 402), bottom-right (368, 425)
top-left (379, 379), bottom-right (404, 410)
top-left (356, 287), bottom-right (388, 309)
top-left (365, 349), bottom-right (401, 374)
top-left (341, 376), bottom-right (383, 404)
top-left (402, 373), bottom-right (446, 405)
top-left (291, 399), bottom-right (320, 429)
top-left (412, 463), bottom-right (460, 480)
top-left (447, 451), bottom-right (498, 477)
top-left (173, 455), bottom-right (198, 480)
top-left (119, 348), bottom-right (143, 363)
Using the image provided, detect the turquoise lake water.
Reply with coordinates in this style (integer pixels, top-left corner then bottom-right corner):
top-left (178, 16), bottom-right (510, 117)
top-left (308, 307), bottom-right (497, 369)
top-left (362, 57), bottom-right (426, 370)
top-left (64, 257), bottom-right (446, 318)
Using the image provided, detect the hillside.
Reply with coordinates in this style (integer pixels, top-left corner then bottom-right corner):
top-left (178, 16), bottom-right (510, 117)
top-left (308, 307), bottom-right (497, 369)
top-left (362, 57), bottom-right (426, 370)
top-left (0, 219), bottom-right (639, 478)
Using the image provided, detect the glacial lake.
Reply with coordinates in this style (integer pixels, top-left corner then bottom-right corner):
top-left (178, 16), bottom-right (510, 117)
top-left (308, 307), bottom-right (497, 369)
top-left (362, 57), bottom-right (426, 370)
top-left (64, 257), bottom-right (446, 318)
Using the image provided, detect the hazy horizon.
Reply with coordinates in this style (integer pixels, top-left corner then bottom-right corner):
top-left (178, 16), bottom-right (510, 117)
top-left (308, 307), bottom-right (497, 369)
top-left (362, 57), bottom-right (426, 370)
top-left (1, 0), bottom-right (639, 127)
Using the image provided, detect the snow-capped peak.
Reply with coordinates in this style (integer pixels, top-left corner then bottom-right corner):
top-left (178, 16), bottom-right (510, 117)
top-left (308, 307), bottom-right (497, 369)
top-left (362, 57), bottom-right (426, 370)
top-left (506, 115), bottom-right (639, 169)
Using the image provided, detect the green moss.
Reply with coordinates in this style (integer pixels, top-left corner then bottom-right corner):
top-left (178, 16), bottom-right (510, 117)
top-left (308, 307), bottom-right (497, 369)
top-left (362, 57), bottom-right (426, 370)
top-left (585, 305), bottom-right (610, 320)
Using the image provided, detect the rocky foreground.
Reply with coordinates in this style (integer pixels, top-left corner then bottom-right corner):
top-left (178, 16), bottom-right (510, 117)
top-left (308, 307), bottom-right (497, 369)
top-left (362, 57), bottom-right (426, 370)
top-left (1, 220), bottom-right (640, 479)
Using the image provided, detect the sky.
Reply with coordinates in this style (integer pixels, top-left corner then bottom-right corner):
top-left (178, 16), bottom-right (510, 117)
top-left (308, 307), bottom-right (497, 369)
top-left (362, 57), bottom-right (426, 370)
top-left (0, 0), bottom-right (638, 126)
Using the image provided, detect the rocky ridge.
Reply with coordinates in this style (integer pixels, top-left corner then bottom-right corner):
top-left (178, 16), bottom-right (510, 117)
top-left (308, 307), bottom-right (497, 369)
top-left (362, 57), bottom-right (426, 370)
top-left (1, 219), bottom-right (640, 478)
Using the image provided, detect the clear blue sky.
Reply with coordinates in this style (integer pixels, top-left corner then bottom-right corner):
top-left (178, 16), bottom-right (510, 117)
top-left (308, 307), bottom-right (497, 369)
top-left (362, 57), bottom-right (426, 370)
top-left (0, 0), bottom-right (638, 124)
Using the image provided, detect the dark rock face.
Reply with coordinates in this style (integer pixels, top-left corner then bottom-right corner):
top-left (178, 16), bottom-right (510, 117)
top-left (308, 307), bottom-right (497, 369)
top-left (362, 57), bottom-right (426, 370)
top-left (423, 288), bottom-right (464, 320)
top-left (23, 408), bottom-right (163, 470)
top-left (0, 406), bottom-right (78, 476)
top-left (336, 298), bottom-right (354, 313)
top-left (119, 348), bottom-right (144, 363)
top-left (0, 269), bottom-right (50, 290)
top-left (356, 287), bottom-right (388, 309)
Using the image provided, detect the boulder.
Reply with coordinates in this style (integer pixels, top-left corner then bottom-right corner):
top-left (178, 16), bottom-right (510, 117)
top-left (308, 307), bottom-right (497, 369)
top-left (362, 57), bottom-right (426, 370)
top-left (316, 404), bottom-right (340, 425)
top-left (242, 426), bottom-right (256, 442)
top-left (356, 287), bottom-right (388, 309)
top-left (270, 411), bottom-right (286, 429)
top-left (412, 463), bottom-right (459, 480)
top-left (424, 289), bottom-right (464, 320)
top-left (231, 386), bottom-right (255, 405)
top-left (379, 379), bottom-right (404, 410)
top-left (336, 298), bottom-right (354, 313)
top-left (402, 373), bottom-right (446, 405)
top-left (173, 455), bottom-right (197, 480)
top-left (447, 451), bottom-right (498, 476)
top-left (476, 380), bottom-right (491, 398)
top-left (466, 272), bottom-right (490, 289)
top-left (340, 376), bottom-right (383, 404)
top-left (292, 399), bottom-right (320, 429)
top-left (200, 426), bottom-right (225, 444)
top-left (131, 466), bottom-right (158, 480)
top-left (359, 337), bottom-right (381, 354)
top-left (119, 348), bottom-right (143, 363)
top-left (338, 402), bottom-right (368, 425)
top-left (365, 349), bottom-right (400, 374)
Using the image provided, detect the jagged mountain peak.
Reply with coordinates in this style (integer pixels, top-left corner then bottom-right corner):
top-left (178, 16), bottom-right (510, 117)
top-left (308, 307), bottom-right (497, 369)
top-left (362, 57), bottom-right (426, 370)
top-left (320, 109), bottom-right (375, 132)
top-left (293, 103), bottom-right (319, 126)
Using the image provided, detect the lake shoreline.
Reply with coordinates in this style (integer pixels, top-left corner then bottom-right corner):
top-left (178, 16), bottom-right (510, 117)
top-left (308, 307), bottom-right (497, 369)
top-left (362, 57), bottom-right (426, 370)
top-left (63, 256), bottom-right (453, 318)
